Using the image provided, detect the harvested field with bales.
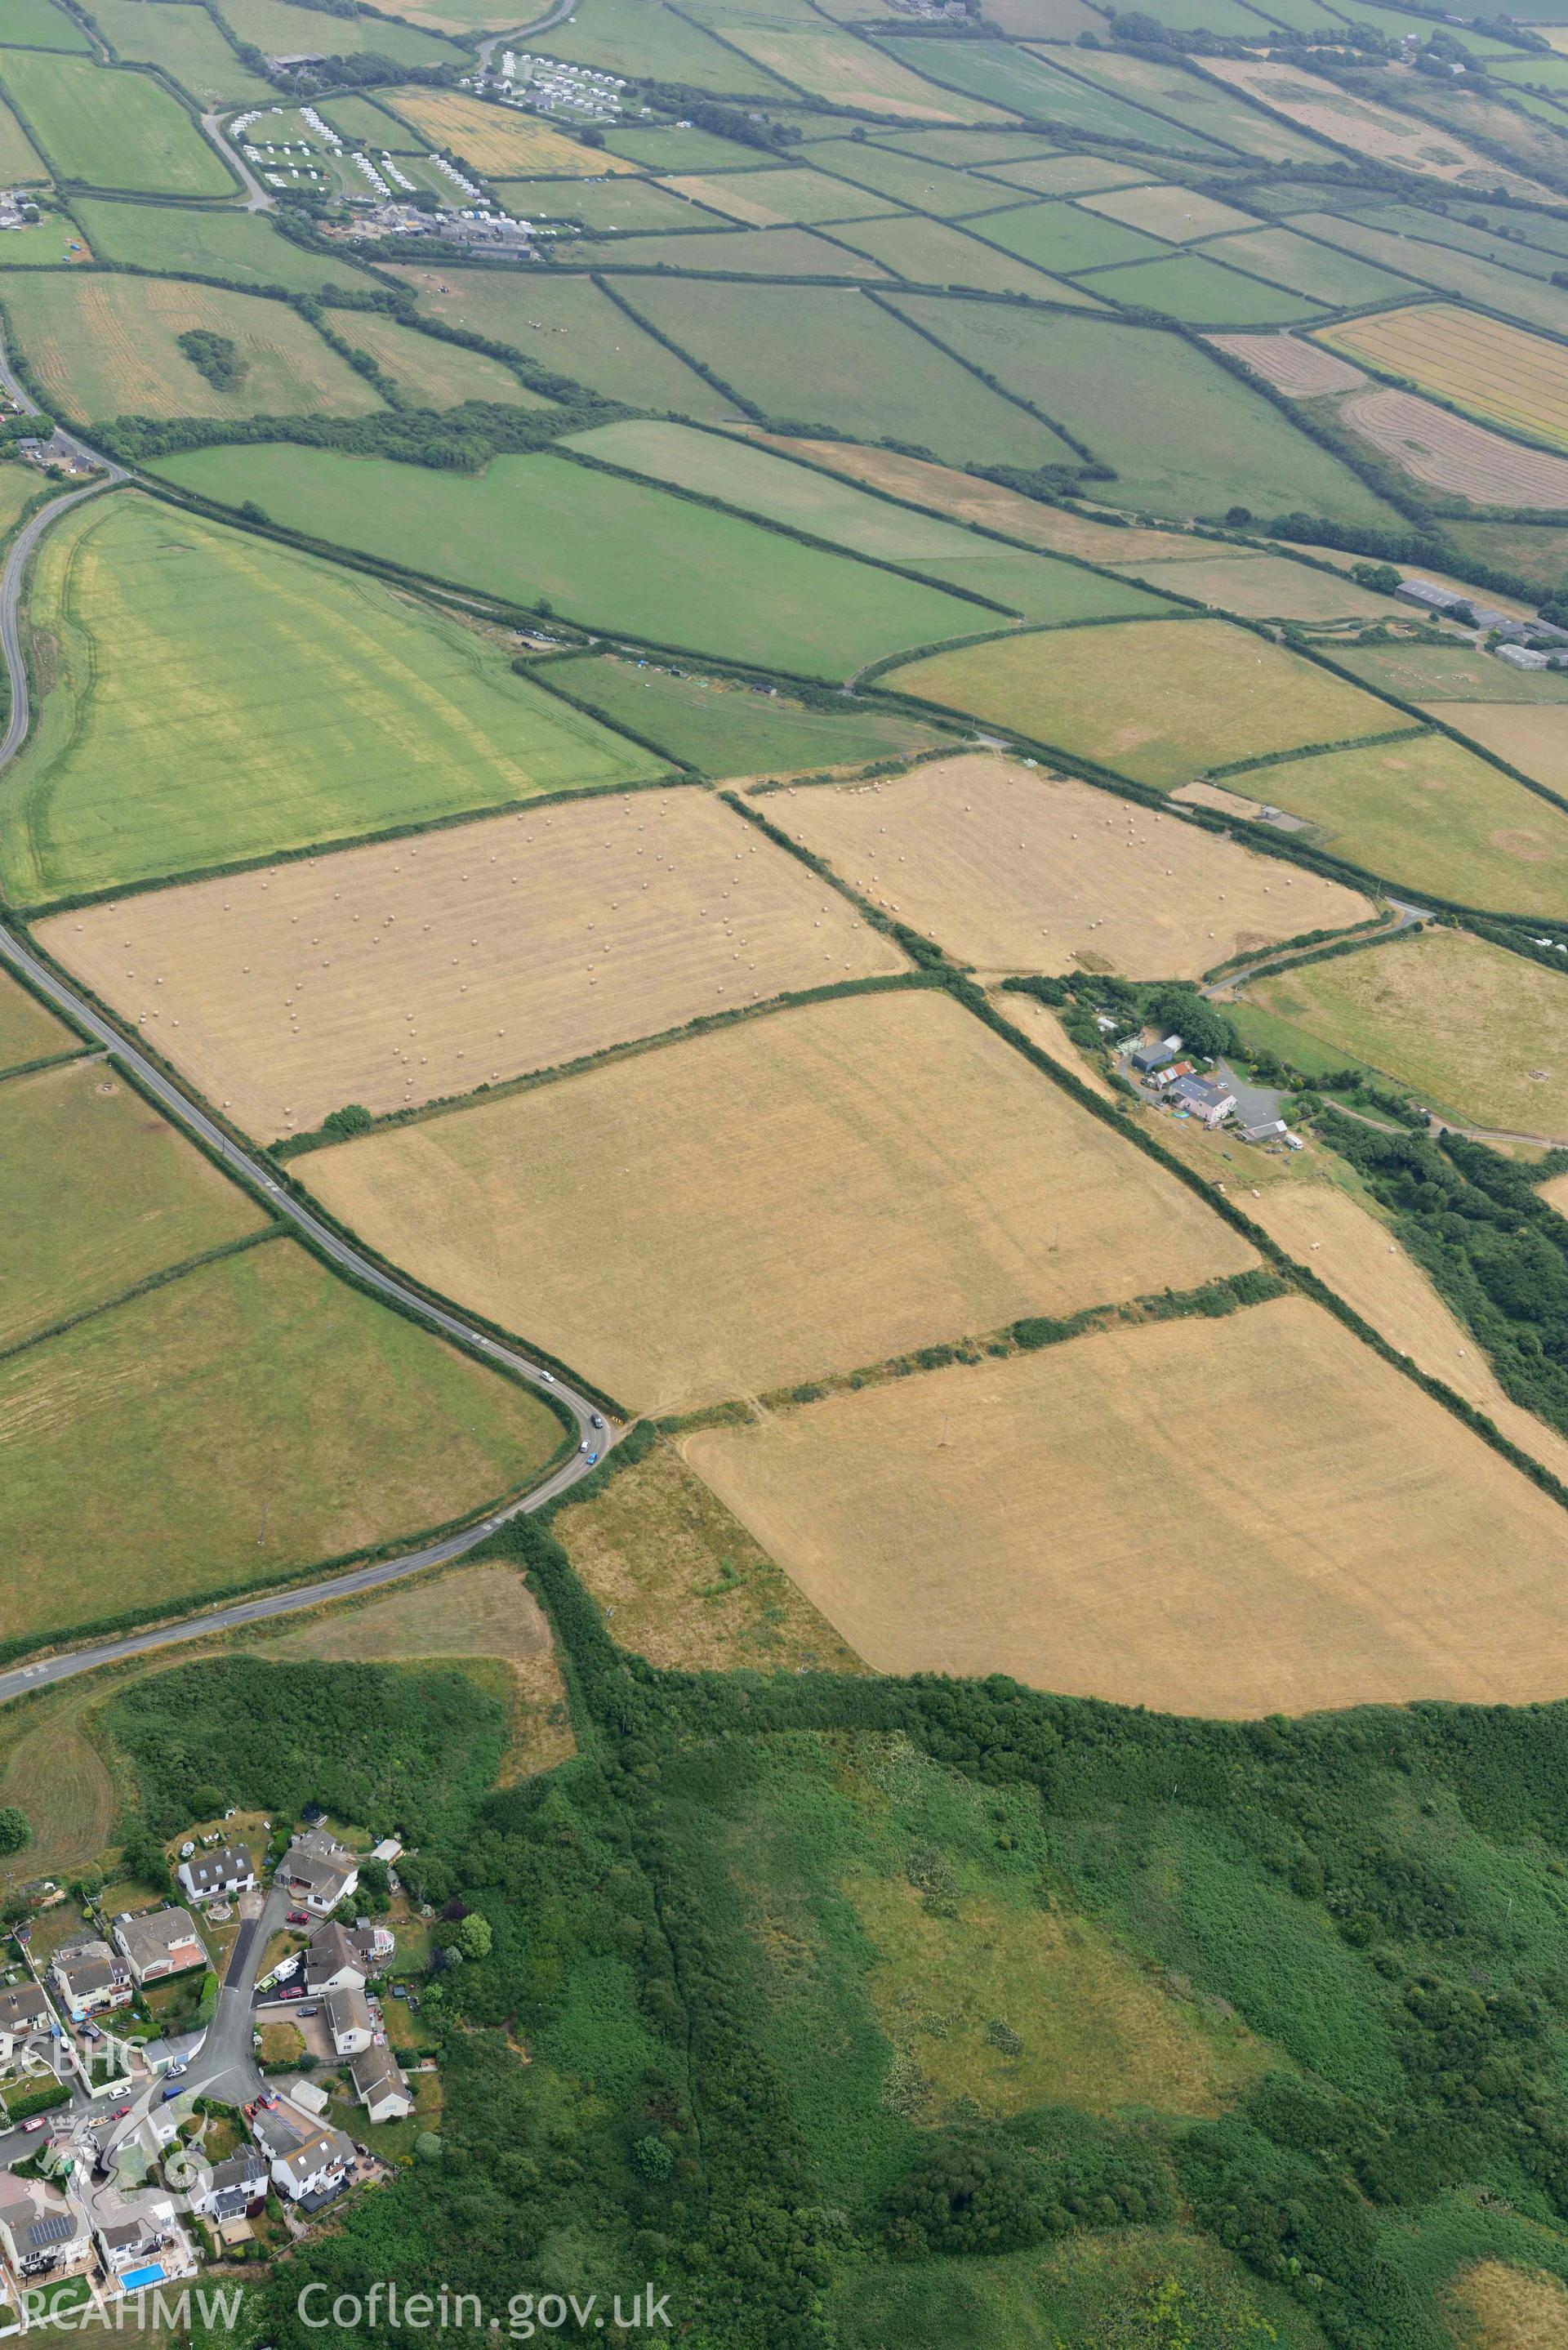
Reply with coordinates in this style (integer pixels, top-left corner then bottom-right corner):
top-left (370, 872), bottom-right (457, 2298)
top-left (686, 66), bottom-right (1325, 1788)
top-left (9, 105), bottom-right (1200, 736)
top-left (0, 1059), bottom-right (262, 1351)
top-left (886, 618), bottom-right (1394, 788)
top-left (304, 990), bottom-right (1256, 1414)
top-left (1339, 386), bottom-right (1568, 506)
top-left (0, 965), bottom-right (71, 1072)
top-left (1, 272), bottom-right (381, 423)
top-left (47, 790), bottom-right (906, 1140)
top-left (1243, 928), bottom-right (1568, 1135)
top-left (1206, 329), bottom-right (1365, 395)
top-left (0, 1238), bottom-right (565, 1648)
top-left (1315, 305), bottom-right (1568, 453)
top-left (1241, 1179), bottom-right (1568, 1487)
top-left (378, 87), bottom-right (635, 175)
top-left (1202, 728), bottom-right (1568, 915)
top-left (765, 754), bottom-right (1373, 976)
top-left (684, 1293), bottom-right (1568, 1716)
top-left (2, 494), bottom-right (654, 903)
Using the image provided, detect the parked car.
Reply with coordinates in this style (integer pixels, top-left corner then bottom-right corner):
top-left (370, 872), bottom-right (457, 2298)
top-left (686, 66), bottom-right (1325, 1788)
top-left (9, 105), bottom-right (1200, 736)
top-left (20, 2117), bottom-right (46, 2134)
top-left (286, 1911), bottom-right (309, 1926)
top-left (279, 1987), bottom-right (303, 2001)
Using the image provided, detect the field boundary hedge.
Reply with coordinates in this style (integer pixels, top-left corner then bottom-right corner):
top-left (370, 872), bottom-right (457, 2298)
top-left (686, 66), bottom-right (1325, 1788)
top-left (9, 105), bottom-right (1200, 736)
top-left (0, 1224), bottom-right (283, 1372)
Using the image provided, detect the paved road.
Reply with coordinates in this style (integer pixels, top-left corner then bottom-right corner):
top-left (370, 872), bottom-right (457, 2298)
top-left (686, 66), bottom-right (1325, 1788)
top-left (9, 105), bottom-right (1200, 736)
top-left (476, 0), bottom-right (580, 70)
top-left (1200, 897), bottom-right (1430, 1002)
top-left (0, 409), bottom-right (619, 1710)
top-left (203, 110), bottom-right (274, 212)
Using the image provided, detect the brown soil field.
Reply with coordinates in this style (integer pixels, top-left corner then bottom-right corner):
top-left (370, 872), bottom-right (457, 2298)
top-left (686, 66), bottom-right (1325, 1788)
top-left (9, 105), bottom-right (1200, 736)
top-left (256, 1562), bottom-right (572, 1781)
top-left (1340, 385), bottom-right (1568, 506)
top-left (1242, 1179), bottom-right (1568, 1487)
top-left (42, 789), bottom-right (902, 1141)
top-left (554, 1435), bottom-right (867, 1674)
top-left (1441, 703), bottom-right (1568, 795)
top-left (1444, 2261), bottom-right (1568, 2350)
top-left (684, 1293), bottom-right (1568, 1716)
top-left (991, 988), bottom-right (1117, 1102)
top-left (764, 753), bottom-right (1374, 977)
top-left (304, 989), bottom-right (1256, 1415)
top-left (1206, 328), bottom-right (1365, 396)
top-left (751, 435), bottom-right (1209, 561)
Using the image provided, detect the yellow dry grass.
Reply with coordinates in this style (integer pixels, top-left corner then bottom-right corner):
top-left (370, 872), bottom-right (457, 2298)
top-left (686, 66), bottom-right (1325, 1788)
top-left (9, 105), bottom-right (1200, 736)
top-left (555, 1436), bottom-right (867, 1674)
top-left (1316, 304), bottom-right (1568, 453)
top-left (1445, 2261), bottom-right (1568, 2350)
top-left (305, 989), bottom-right (1256, 1415)
top-left (43, 790), bottom-right (902, 1141)
top-left (1341, 386), bottom-right (1568, 507)
top-left (1243, 1179), bottom-right (1568, 1487)
top-left (765, 752), bottom-right (1373, 976)
top-left (1202, 57), bottom-right (1552, 194)
top-left (381, 88), bottom-right (636, 176)
top-left (659, 172), bottom-right (786, 225)
top-left (753, 435), bottom-right (1209, 560)
top-left (719, 23), bottom-right (995, 118)
top-left (257, 1563), bottom-right (572, 1781)
top-left (1206, 329), bottom-right (1365, 395)
top-left (1440, 703), bottom-right (1568, 796)
top-left (991, 988), bottom-right (1117, 1102)
top-left (684, 1293), bottom-right (1568, 1716)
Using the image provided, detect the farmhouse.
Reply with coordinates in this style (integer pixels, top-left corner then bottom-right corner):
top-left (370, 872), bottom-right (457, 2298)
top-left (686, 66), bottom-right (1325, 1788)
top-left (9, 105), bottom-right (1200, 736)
top-left (324, 1987), bottom-right (373, 2058)
top-left (177, 1846), bottom-right (255, 1905)
top-left (278, 1827), bottom-right (359, 1916)
top-left (50, 1939), bottom-right (131, 2018)
top-left (1167, 1074), bottom-right (1237, 1128)
top-left (111, 1907), bottom-right (207, 1987)
top-left (0, 2174), bottom-right (87, 2281)
top-left (350, 2045), bottom-right (413, 2125)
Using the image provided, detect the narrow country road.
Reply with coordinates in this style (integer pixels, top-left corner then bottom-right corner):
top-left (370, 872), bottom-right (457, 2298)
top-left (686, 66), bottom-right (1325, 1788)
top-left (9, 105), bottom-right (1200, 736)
top-left (0, 411), bottom-right (620, 1709)
top-left (475, 0), bottom-right (580, 71)
top-left (203, 110), bottom-right (274, 212)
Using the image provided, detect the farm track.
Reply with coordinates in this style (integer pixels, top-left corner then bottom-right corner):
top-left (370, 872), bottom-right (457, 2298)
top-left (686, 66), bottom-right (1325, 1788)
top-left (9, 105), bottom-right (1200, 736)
top-left (0, 408), bottom-right (619, 1705)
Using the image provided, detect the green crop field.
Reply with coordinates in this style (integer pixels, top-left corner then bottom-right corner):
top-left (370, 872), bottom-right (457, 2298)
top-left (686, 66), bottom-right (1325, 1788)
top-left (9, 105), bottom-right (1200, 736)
top-left (0, 51), bottom-right (232, 194)
top-left (1336, 641), bottom-right (1568, 706)
top-left (494, 177), bottom-right (702, 231)
top-left (530, 0), bottom-right (793, 90)
top-left (68, 197), bottom-right (381, 293)
top-left (541, 652), bottom-right (953, 775)
top-left (0, 1237), bottom-right (564, 1648)
top-left (1073, 252), bottom-right (1327, 324)
top-left (669, 164), bottom-right (900, 225)
top-left (603, 123), bottom-right (770, 172)
top-left (0, 965), bottom-right (72, 1073)
top-left (1214, 731), bottom-right (1568, 916)
top-left (0, 1057), bottom-right (263, 1352)
top-left (1, 270), bottom-right (382, 421)
top-left (83, 0), bottom-right (272, 103)
top-left (826, 207), bottom-right (1103, 297)
top-left (212, 0), bottom-right (460, 69)
top-left (325, 309), bottom-right (548, 411)
top-left (149, 443), bottom-right (995, 681)
top-left (0, 0), bottom-right (86, 49)
top-left (1292, 212), bottom-right (1568, 339)
top-left (0, 493), bottom-right (658, 903)
top-left (0, 86), bottom-right (40, 176)
top-left (888, 616), bottom-right (1394, 785)
top-left (804, 136), bottom-right (1016, 216)
top-left (1192, 224), bottom-right (1420, 307)
top-left (876, 38), bottom-right (1231, 150)
top-left (382, 263), bottom-right (743, 421)
top-left (969, 198), bottom-right (1169, 274)
top-left (1063, 47), bottom-right (1334, 161)
top-left (581, 225), bottom-right (889, 277)
top-left (608, 279), bottom-right (1074, 469)
top-left (881, 293), bottom-right (1403, 522)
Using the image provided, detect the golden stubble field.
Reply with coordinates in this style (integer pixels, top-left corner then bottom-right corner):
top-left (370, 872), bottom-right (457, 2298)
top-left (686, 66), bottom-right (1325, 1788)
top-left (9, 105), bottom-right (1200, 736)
top-left (764, 753), bottom-right (1373, 976)
top-left (305, 988), bottom-right (1257, 1414)
top-left (1316, 304), bottom-right (1568, 453)
top-left (684, 1293), bottom-right (1568, 1716)
top-left (42, 789), bottom-right (903, 1139)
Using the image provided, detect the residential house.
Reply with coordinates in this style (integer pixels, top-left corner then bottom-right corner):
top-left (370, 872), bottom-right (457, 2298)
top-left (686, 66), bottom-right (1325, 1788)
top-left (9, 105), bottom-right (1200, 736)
top-left (278, 1828), bottom-right (359, 1917)
top-left (0, 1983), bottom-right (53, 2043)
top-left (177, 1847), bottom-right (255, 1905)
top-left (0, 2174), bottom-right (88, 2280)
top-left (1167, 1074), bottom-right (1237, 1130)
top-left (305, 1922), bottom-right (379, 1996)
top-left (50, 1940), bottom-right (131, 2018)
top-left (350, 2045), bottom-right (413, 2125)
top-left (112, 1907), bottom-right (207, 1987)
top-left (189, 2151), bottom-right (267, 2225)
top-left (324, 1987), bottom-right (373, 2058)
top-left (94, 2208), bottom-right (167, 2276)
top-left (267, 2122), bottom-right (358, 2205)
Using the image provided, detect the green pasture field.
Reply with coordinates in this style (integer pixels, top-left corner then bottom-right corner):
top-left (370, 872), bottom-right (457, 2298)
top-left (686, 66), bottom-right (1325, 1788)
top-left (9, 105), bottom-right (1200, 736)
top-left (1107, 0), bottom-right (1271, 26)
top-left (1117, 551), bottom-right (1399, 622)
top-left (0, 212), bottom-right (87, 264)
top-left (0, 0), bottom-right (86, 49)
top-left (673, 164), bottom-right (901, 225)
top-left (495, 177), bottom-right (701, 230)
top-left (314, 92), bottom-right (409, 140)
top-left (68, 196), bottom-right (381, 292)
top-left (978, 152), bottom-right (1148, 194)
top-left (327, 309), bottom-right (548, 410)
top-left (1223, 731), bottom-right (1568, 916)
top-left (697, 21), bottom-right (999, 120)
top-left (0, 965), bottom-right (72, 1073)
top-left (0, 51), bottom-right (233, 194)
top-left (149, 443), bottom-right (994, 680)
top-left (602, 123), bottom-right (768, 172)
top-left (826, 207), bottom-right (1104, 297)
top-left (212, 0), bottom-right (459, 68)
top-left (0, 1057), bottom-right (263, 1352)
top-left (1445, 519), bottom-right (1568, 600)
top-left (1335, 641), bottom-right (1568, 706)
top-left (0, 493), bottom-right (657, 903)
top-left (1290, 211), bottom-right (1568, 338)
top-left (540, 651), bottom-right (954, 775)
top-left (530, 0), bottom-right (793, 89)
top-left (785, 136), bottom-right (1010, 216)
top-left (881, 293), bottom-right (1400, 523)
top-left (918, 550), bottom-right (1174, 622)
top-left (1242, 926), bottom-right (1568, 1133)
top-left (580, 225), bottom-right (890, 277)
top-left (611, 278), bottom-right (1075, 469)
top-left (1073, 251), bottom-right (1327, 323)
top-left (1194, 223), bottom-right (1421, 306)
top-left (83, 0), bottom-right (271, 103)
top-left (967, 197), bottom-right (1168, 272)
top-left (381, 262), bottom-right (742, 421)
top-left (0, 87), bottom-right (39, 176)
top-left (1062, 47), bottom-right (1334, 161)
top-left (0, 270), bottom-right (382, 422)
top-left (875, 37), bottom-right (1232, 150)
top-left (0, 1237), bottom-right (564, 1649)
top-left (1345, 203), bottom-right (1568, 286)
top-left (888, 615), bottom-right (1394, 786)
top-left (981, 0), bottom-right (1107, 29)
top-left (870, 126), bottom-right (1060, 163)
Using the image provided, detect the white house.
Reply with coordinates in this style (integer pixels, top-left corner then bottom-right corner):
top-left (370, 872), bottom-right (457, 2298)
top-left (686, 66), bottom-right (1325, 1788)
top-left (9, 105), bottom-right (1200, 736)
top-left (278, 1829), bottom-right (359, 1917)
top-left (177, 1847), bottom-right (255, 1905)
top-left (324, 1987), bottom-right (373, 2058)
top-left (350, 2046), bottom-right (413, 2125)
top-left (50, 1940), bottom-right (131, 2018)
top-left (269, 2122), bottom-right (357, 2206)
top-left (112, 1907), bottom-right (207, 1987)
